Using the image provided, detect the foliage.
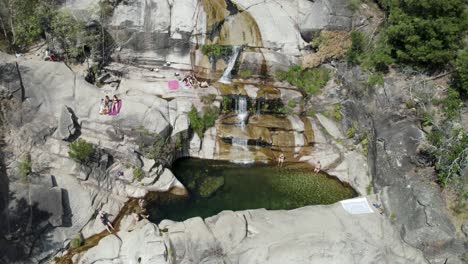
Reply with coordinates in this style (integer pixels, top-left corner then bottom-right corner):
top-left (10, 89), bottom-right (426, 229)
top-left (69, 233), bottom-right (84, 249)
top-left (442, 88), bottom-right (462, 120)
top-left (452, 49), bottom-right (468, 96)
top-left (346, 31), bottom-right (365, 65)
top-left (221, 96), bottom-right (231, 112)
top-left (238, 68), bottom-right (253, 79)
top-left (367, 72), bottom-right (384, 86)
top-left (145, 135), bottom-right (166, 160)
top-left (383, 0), bottom-right (467, 69)
top-left (348, 0), bottom-right (361, 12)
top-left (188, 105), bottom-right (220, 138)
top-left (323, 104), bottom-right (341, 121)
top-left (434, 129), bottom-right (468, 186)
top-left (276, 65), bottom-right (329, 96)
top-left (68, 139), bottom-right (94, 164)
top-left (198, 176), bottom-right (224, 198)
top-left (287, 100), bottom-right (297, 108)
top-left (420, 112), bottom-right (433, 127)
top-left (133, 167), bottom-right (144, 182)
top-left (17, 153), bottom-right (31, 182)
top-left (201, 44), bottom-right (232, 57)
top-left (346, 125), bottom-right (356, 138)
top-left (50, 9), bottom-right (86, 59)
top-left (366, 184), bottom-right (373, 195)
top-left (427, 129), bottom-right (443, 147)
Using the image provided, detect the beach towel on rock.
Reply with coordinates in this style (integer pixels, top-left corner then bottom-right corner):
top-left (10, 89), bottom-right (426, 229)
top-left (168, 80), bottom-right (179, 90)
top-left (108, 100), bottom-right (122, 115)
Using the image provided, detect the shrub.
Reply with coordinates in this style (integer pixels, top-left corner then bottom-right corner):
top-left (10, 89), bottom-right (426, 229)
top-left (288, 100), bottom-right (297, 108)
top-left (17, 153), bottom-right (32, 182)
top-left (238, 69), bottom-right (253, 79)
top-left (198, 176), bottom-right (224, 198)
top-left (453, 49), bottom-right (468, 96)
top-left (384, 0), bottom-right (466, 69)
top-left (323, 104), bottom-right (341, 121)
top-left (147, 135), bottom-right (166, 160)
top-left (442, 88), bottom-right (462, 120)
top-left (133, 167), bottom-right (144, 182)
top-left (188, 105), bottom-right (220, 138)
top-left (367, 72), bottom-right (384, 86)
top-left (346, 125), bottom-right (356, 138)
top-left (201, 44), bottom-right (232, 57)
top-left (346, 31), bottom-right (365, 65)
top-left (68, 139), bottom-right (94, 163)
top-left (70, 233), bottom-right (84, 249)
top-left (435, 129), bottom-right (467, 186)
top-left (221, 96), bottom-right (231, 112)
top-left (348, 0), bottom-right (361, 12)
top-left (276, 66), bottom-right (329, 96)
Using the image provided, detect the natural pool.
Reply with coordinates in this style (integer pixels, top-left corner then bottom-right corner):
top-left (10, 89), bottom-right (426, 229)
top-left (147, 158), bottom-right (356, 223)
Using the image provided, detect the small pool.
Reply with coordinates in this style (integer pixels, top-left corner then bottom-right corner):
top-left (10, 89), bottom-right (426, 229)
top-left (147, 158), bottom-right (356, 222)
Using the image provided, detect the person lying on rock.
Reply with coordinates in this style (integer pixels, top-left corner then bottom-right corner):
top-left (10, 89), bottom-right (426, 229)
top-left (314, 161), bottom-right (321, 173)
top-left (111, 95), bottom-right (120, 113)
top-left (98, 210), bottom-right (115, 233)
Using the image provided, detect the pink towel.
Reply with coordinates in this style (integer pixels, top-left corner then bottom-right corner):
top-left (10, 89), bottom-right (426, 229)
top-left (108, 100), bottom-right (122, 116)
top-left (168, 80), bottom-right (179, 90)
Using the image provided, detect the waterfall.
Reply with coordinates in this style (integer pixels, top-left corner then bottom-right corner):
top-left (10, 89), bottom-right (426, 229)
top-left (235, 95), bottom-right (249, 127)
top-left (219, 46), bottom-right (241, 84)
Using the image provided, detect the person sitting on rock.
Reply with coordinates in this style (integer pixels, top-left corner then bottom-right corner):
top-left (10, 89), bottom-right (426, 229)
top-left (98, 210), bottom-right (115, 233)
top-left (111, 95), bottom-right (120, 113)
top-left (314, 161), bottom-right (321, 173)
top-left (138, 199), bottom-right (149, 219)
top-left (277, 153), bottom-right (285, 167)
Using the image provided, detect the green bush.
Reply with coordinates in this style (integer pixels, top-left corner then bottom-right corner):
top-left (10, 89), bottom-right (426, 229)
top-left (198, 176), bottom-right (224, 198)
top-left (133, 167), bottom-right (144, 182)
top-left (435, 130), bottom-right (467, 186)
top-left (221, 96), bottom-right (231, 112)
top-left (17, 153), bottom-right (32, 182)
top-left (442, 88), bottom-right (462, 120)
top-left (70, 233), bottom-right (84, 249)
top-left (238, 69), bottom-right (253, 79)
top-left (288, 100), bottom-right (297, 108)
top-left (346, 31), bottom-right (365, 65)
top-left (147, 135), bottom-right (166, 160)
top-left (346, 125), bottom-right (356, 138)
top-left (201, 44), bottom-right (232, 57)
top-left (427, 129), bottom-right (443, 147)
top-left (276, 66), bottom-right (329, 96)
top-left (348, 0), bottom-right (361, 13)
top-left (383, 0), bottom-right (466, 69)
top-left (188, 105), bottom-right (220, 138)
top-left (453, 49), bottom-right (468, 96)
top-left (367, 72), bottom-right (384, 86)
top-left (68, 139), bottom-right (94, 164)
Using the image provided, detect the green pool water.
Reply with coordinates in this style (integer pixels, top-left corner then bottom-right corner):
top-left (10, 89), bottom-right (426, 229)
top-left (148, 158), bottom-right (356, 222)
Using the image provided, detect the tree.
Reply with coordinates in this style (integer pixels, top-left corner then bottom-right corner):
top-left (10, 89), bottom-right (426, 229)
top-left (384, 0), bottom-right (466, 69)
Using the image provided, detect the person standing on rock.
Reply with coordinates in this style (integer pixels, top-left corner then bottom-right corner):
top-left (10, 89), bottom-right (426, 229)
top-left (98, 210), bottom-right (115, 233)
top-left (277, 153), bottom-right (285, 167)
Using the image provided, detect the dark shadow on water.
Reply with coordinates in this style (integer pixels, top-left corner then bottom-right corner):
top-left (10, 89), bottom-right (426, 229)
top-left (148, 158), bottom-right (357, 223)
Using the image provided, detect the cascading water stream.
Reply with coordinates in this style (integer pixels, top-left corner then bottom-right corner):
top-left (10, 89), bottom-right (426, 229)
top-left (236, 95), bottom-right (248, 127)
top-left (219, 46), bottom-right (241, 84)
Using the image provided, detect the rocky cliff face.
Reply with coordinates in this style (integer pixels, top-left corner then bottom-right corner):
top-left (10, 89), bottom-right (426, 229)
top-left (0, 0), bottom-right (465, 264)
